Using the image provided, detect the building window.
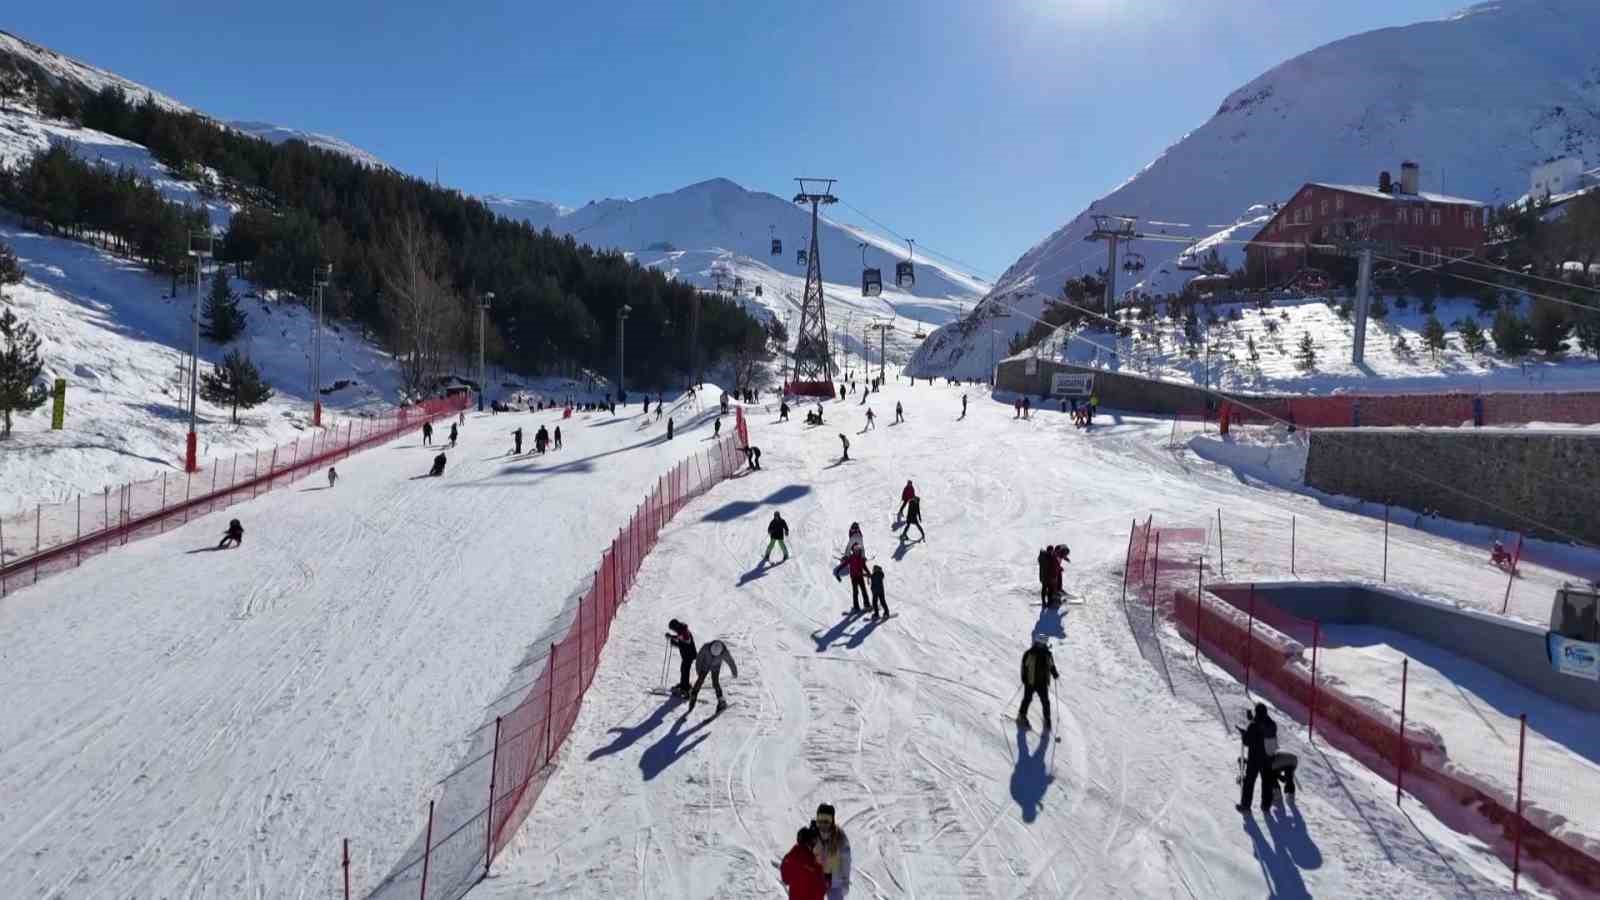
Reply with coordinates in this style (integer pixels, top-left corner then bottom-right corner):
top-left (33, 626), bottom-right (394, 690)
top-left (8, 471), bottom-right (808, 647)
top-left (1335, 194), bottom-right (1344, 212)
top-left (1320, 199), bottom-right (1328, 216)
top-left (1430, 208), bottom-right (1440, 227)
top-left (1433, 246), bottom-right (1442, 264)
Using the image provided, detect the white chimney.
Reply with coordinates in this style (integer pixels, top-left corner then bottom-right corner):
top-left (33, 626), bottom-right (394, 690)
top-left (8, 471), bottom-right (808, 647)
top-left (1400, 161), bottom-right (1420, 195)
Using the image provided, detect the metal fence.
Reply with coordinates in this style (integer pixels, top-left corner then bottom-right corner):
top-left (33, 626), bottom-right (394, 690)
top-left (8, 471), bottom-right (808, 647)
top-left (0, 396), bottom-right (469, 595)
top-left (1124, 516), bottom-right (1600, 896)
top-left (357, 409), bottom-right (750, 900)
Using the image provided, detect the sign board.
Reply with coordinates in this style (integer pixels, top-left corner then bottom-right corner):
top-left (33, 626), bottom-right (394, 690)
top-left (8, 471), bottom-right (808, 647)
top-left (1025, 356), bottom-right (1038, 375)
top-left (51, 378), bottom-right (66, 430)
top-left (1050, 373), bottom-right (1094, 397)
top-left (1548, 633), bottom-right (1600, 681)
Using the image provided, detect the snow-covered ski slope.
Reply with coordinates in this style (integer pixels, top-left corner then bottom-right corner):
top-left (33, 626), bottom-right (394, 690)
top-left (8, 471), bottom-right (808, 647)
top-left (482, 377), bottom-right (1543, 898)
top-left (915, 0), bottom-right (1600, 374)
top-left (0, 399), bottom-right (723, 898)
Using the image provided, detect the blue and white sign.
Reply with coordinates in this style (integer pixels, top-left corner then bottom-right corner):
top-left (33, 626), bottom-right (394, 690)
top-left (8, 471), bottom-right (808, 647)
top-left (1548, 633), bottom-right (1600, 681)
top-left (1050, 373), bottom-right (1094, 397)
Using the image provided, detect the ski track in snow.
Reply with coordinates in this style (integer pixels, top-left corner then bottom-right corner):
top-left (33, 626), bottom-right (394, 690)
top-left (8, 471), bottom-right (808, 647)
top-left (480, 378), bottom-right (1542, 898)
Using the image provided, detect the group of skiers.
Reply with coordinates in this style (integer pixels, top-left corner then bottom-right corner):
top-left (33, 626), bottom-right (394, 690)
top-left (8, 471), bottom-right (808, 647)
top-left (830, 522), bottom-right (889, 619)
top-left (1036, 544), bottom-right (1071, 606)
top-left (1237, 703), bottom-right (1299, 814)
top-left (780, 802), bottom-right (852, 900)
top-left (509, 424), bottom-right (561, 455)
top-left (420, 420), bottom-right (459, 448)
top-left (665, 619), bottom-right (737, 712)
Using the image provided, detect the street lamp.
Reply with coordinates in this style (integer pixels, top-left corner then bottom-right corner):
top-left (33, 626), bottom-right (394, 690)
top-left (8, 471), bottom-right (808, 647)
top-left (312, 262), bottom-right (332, 426)
top-left (478, 291), bottom-right (494, 412)
top-left (185, 231), bottom-right (213, 472)
top-left (616, 304), bottom-right (632, 402)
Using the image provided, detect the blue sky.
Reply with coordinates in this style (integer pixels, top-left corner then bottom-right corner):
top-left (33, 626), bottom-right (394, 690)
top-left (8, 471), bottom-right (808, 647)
top-left (9, 0), bottom-right (1469, 279)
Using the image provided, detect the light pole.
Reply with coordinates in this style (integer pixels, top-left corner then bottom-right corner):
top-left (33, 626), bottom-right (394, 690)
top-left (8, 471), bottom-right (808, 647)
top-left (312, 262), bottom-right (332, 426)
top-left (185, 231), bottom-right (213, 472)
top-left (478, 291), bottom-right (494, 412)
top-left (616, 304), bottom-right (632, 402)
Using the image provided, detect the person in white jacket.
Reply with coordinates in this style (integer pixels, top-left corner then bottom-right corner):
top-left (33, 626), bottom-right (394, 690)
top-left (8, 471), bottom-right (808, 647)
top-left (811, 802), bottom-right (852, 898)
top-left (688, 639), bottom-right (738, 712)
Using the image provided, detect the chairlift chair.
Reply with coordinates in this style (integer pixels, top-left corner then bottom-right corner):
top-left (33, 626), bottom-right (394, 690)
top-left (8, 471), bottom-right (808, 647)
top-left (1122, 252), bottom-right (1147, 274)
top-left (797, 246), bottom-right (808, 266)
top-left (754, 284), bottom-right (763, 297)
top-left (896, 238), bottom-right (916, 288)
top-left (913, 318), bottom-right (927, 339)
top-left (770, 225), bottom-right (782, 257)
top-left (860, 242), bottom-right (883, 297)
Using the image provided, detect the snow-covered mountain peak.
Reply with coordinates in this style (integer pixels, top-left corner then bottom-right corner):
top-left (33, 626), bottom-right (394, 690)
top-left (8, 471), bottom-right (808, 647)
top-left (227, 121), bottom-right (387, 169)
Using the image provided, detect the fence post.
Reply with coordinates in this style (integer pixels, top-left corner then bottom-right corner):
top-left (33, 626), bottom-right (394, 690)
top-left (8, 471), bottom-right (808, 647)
top-left (1245, 584), bottom-right (1256, 693)
top-left (1309, 622), bottom-right (1320, 743)
top-left (485, 716), bottom-right (502, 875)
top-left (418, 799), bottom-right (435, 900)
top-left (231, 454), bottom-right (239, 489)
top-left (1382, 504), bottom-right (1390, 582)
top-left (1, 517), bottom-right (8, 596)
top-left (1195, 556), bottom-right (1204, 660)
top-left (1396, 658), bottom-right (1409, 804)
top-left (184, 470), bottom-right (193, 524)
top-left (102, 490), bottom-right (110, 557)
top-left (77, 495), bottom-right (83, 565)
top-left (1216, 507), bottom-right (1225, 578)
top-left (1149, 532), bottom-right (1161, 625)
top-left (120, 485), bottom-right (129, 546)
top-left (579, 580), bottom-right (589, 689)
top-left (1513, 712), bottom-right (1527, 891)
top-left (160, 472), bottom-right (168, 529)
top-left (342, 837), bottom-right (350, 900)
top-left (253, 450), bottom-right (262, 498)
top-left (35, 504), bottom-right (43, 581)
top-left (1501, 533), bottom-right (1522, 615)
top-left (1290, 515), bottom-right (1296, 575)
top-left (268, 448), bottom-right (279, 490)
top-left (546, 644), bottom-right (557, 763)
top-left (1121, 519), bottom-right (1136, 605)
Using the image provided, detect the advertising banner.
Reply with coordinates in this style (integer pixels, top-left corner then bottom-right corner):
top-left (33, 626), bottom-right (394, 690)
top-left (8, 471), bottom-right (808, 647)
top-left (1050, 373), bottom-right (1094, 397)
top-left (1548, 633), bottom-right (1600, 681)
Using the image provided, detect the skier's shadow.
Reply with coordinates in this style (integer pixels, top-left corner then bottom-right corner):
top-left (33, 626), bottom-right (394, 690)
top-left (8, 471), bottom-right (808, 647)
top-left (1034, 605), bottom-right (1067, 640)
top-left (589, 695), bottom-right (680, 762)
top-left (737, 559), bottom-right (781, 586)
top-left (891, 537), bottom-right (923, 560)
top-left (185, 546), bottom-right (226, 554)
top-left (1009, 724), bottom-right (1052, 823)
top-left (843, 615), bottom-right (886, 649)
top-left (639, 709), bottom-right (717, 780)
top-left (813, 613), bottom-right (863, 652)
top-left (1243, 808), bottom-right (1317, 899)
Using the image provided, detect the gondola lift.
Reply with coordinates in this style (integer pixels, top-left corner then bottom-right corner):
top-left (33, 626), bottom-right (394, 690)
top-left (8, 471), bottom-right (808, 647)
top-left (896, 238), bottom-right (916, 288)
top-left (770, 225), bottom-right (782, 257)
top-left (1122, 251), bottom-right (1146, 274)
top-left (860, 242), bottom-right (883, 297)
top-left (797, 240), bottom-right (807, 266)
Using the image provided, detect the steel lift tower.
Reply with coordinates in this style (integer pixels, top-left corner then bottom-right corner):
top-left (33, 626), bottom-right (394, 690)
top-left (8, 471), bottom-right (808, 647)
top-left (789, 178), bottom-right (838, 396)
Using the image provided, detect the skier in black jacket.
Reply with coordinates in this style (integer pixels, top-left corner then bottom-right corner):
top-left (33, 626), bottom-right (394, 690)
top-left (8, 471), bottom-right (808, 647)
top-left (1018, 638), bottom-right (1059, 730)
top-left (1237, 703), bottom-right (1278, 813)
top-left (900, 495), bottom-right (924, 541)
top-left (764, 512), bottom-right (790, 562)
top-left (666, 619), bottom-right (697, 697)
top-left (217, 518), bottom-right (244, 549)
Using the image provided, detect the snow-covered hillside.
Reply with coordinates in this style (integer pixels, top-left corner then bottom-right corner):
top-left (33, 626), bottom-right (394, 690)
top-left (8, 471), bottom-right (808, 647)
top-left (914, 0), bottom-right (1600, 377)
top-left (491, 178), bottom-right (988, 364)
top-left (0, 30), bottom-right (191, 113)
top-left (228, 120), bottom-right (388, 169)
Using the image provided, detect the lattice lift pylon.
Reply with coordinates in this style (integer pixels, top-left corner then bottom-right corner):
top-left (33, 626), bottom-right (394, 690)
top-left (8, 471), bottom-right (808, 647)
top-left (788, 177), bottom-right (838, 397)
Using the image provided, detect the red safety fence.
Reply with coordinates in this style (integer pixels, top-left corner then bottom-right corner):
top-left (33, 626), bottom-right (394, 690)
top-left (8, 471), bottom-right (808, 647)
top-left (0, 396), bottom-right (469, 596)
top-left (360, 408), bottom-right (749, 900)
top-left (1125, 517), bottom-right (1600, 898)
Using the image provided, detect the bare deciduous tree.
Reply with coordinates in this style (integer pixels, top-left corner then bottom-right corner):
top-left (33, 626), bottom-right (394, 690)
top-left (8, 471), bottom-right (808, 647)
top-left (380, 211), bottom-right (456, 397)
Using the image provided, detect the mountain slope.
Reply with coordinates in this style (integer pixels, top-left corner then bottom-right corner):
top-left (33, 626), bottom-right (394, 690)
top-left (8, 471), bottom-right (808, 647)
top-left (228, 121), bottom-right (387, 169)
top-left (911, 0), bottom-right (1600, 378)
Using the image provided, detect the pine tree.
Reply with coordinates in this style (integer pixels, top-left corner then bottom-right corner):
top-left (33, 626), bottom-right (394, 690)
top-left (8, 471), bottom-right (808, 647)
top-left (0, 308), bottom-right (49, 438)
top-left (1576, 301), bottom-right (1600, 361)
top-left (1491, 308), bottom-right (1533, 359)
top-left (1393, 334), bottom-right (1413, 358)
top-left (1527, 298), bottom-right (1572, 357)
top-left (1294, 332), bottom-right (1317, 371)
top-left (201, 269), bottom-right (247, 343)
top-left (1421, 314), bottom-right (1449, 359)
top-left (1457, 317), bottom-right (1487, 356)
top-left (0, 240), bottom-right (22, 285)
top-left (199, 349), bottom-right (273, 424)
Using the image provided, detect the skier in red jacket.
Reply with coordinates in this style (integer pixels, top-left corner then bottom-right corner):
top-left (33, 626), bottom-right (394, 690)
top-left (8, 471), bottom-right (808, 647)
top-left (780, 826), bottom-right (827, 900)
top-left (897, 480), bottom-right (916, 520)
top-left (846, 548), bottom-right (870, 613)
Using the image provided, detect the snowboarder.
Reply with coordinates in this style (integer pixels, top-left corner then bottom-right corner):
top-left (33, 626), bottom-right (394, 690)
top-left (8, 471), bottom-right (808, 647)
top-left (1236, 703), bottom-right (1279, 813)
top-left (743, 445), bottom-right (762, 470)
top-left (688, 639), bottom-right (738, 712)
top-left (1018, 637), bottom-right (1059, 730)
top-left (810, 803), bottom-right (852, 899)
top-left (217, 518), bottom-right (244, 549)
top-left (897, 481), bottom-right (916, 520)
top-left (327, 466), bottom-right (338, 488)
top-left (780, 400), bottom-right (791, 422)
top-left (429, 452), bottom-right (447, 477)
top-left (512, 427), bottom-right (523, 455)
top-left (666, 619), bottom-right (696, 696)
top-left (448, 422), bottom-right (459, 448)
top-left (781, 826), bottom-right (828, 900)
top-left (864, 408), bottom-right (875, 430)
top-left (714, 417), bottom-right (722, 437)
top-left (900, 495), bottom-right (924, 541)
top-left (845, 547), bottom-right (869, 612)
top-left (422, 421), bottom-right (434, 446)
top-left (764, 511), bottom-right (790, 562)
top-left (838, 433), bottom-right (849, 461)
top-left (553, 426), bottom-right (562, 450)
top-left (894, 401), bottom-right (904, 424)
top-left (667, 417), bottom-right (676, 440)
top-left (869, 564), bottom-right (888, 619)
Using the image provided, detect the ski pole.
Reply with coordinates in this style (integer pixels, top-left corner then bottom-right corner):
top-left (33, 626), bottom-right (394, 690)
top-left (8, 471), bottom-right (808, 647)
top-left (661, 641), bottom-right (670, 688)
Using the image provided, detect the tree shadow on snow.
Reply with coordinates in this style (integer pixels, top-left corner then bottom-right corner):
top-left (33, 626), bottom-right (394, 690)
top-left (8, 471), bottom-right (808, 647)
top-left (1009, 724), bottom-right (1052, 824)
top-left (589, 695), bottom-right (681, 762)
top-left (638, 709), bottom-right (717, 780)
top-left (1242, 808), bottom-right (1315, 900)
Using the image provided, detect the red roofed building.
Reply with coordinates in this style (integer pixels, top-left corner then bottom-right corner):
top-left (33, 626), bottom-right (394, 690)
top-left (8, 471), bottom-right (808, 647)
top-left (1245, 161), bottom-right (1487, 286)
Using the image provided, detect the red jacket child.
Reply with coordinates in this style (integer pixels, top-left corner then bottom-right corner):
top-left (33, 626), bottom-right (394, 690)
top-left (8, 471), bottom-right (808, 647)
top-left (780, 828), bottom-right (828, 900)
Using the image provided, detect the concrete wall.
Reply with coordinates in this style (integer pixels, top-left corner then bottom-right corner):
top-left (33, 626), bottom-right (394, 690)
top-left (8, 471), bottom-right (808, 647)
top-left (994, 359), bottom-right (1221, 416)
top-left (1208, 582), bottom-right (1599, 712)
top-left (1304, 428), bottom-right (1600, 546)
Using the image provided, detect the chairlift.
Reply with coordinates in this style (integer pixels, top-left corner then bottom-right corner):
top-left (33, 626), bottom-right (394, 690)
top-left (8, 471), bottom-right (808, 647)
top-left (754, 284), bottom-right (763, 297)
top-left (1122, 251), bottom-right (1147, 274)
top-left (1177, 244), bottom-right (1202, 272)
top-left (860, 243), bottom-right (883, 297)
top-left (896, 238), bottom-right (916, 288)
top-left (797, 245), bottom-right (808, 266)
top-left (913, 317), bottom-right (927, 339)
top-left (770, 225), bottom-right (781, 257)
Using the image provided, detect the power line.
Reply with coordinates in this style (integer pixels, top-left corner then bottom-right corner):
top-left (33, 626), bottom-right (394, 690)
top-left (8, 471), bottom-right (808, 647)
top-left (832, 199), bottom-right (999, 282)
top-left (1371, 253), bottom-right (1600, 317)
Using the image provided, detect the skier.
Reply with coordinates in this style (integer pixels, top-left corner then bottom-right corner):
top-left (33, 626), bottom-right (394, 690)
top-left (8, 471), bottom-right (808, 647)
top-left (865, 408), bottom-right (875, 430)
top-left (327, 466), bottom-right (338, 488)
top-left (845, 547), bottom-right (869, 613)
top-left (553, 426), bottom-right (562, 450)
top-left (1051, 545), bottom-right (1070, 603)
top-left (781, 826), bottom-right (828, 900)
top-left (688, 638), bottom-right (738, 712)
top-left (838, 433), bottom-right (849, 461)
top-left (1237, 703), bottom-right (1279, 814)
top-left (780, 400), bottom-right (791, 422)
top-left (714, 417), bottom-right (722, 438)
top-left (448, 422), bottom-right (459, 448)
top-left (810, 803), bottom-right (852, 899)
top-left (1023, 396), bottom-right (1031, 419)
top-left (900, 494), bottom-right (924, 541)
top-left (429, 452), bottom-right (447, 477)
top-left (1087, 394), bottom-right (1099, 424)
top-left (534, 426), bottom-right (549, 454)
top-left (816, 402), bottom-right (825, 424)
top-left (897, 480), bottom-right (916, 520)
top-left (833, 523), bottom-right (864, 580)
top-left (764, 511), bottom-right (790, 563)
top-left (422, 421), bottom-right (434, 446)
top-left (666, 619), bottom-right (696, 696)
top-left (512, 427), bottom-right (523, 455)
top-left (744, 445), bottom-right (763, 470)
top-left (869, 564), bottom-right (889, 619)
top-left (894, 401), bottom-right (904, 424)
top-left (1037, 547), bottom-right (1053, 604)
top-left (656, 400), bottom-right (664, 421)
top-left (1014, 399), bottom-right (1022, 419)
top-left (1017, 637), bottom-right (1059, 730)
top-left (667, 417), bottom-right (676, 440)
top-left (217, 518), bottom-right (244, 549)
top-left (961, 394), bottom-right (967, 418)
top-left (458, 410), bottom-right (465, 426)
